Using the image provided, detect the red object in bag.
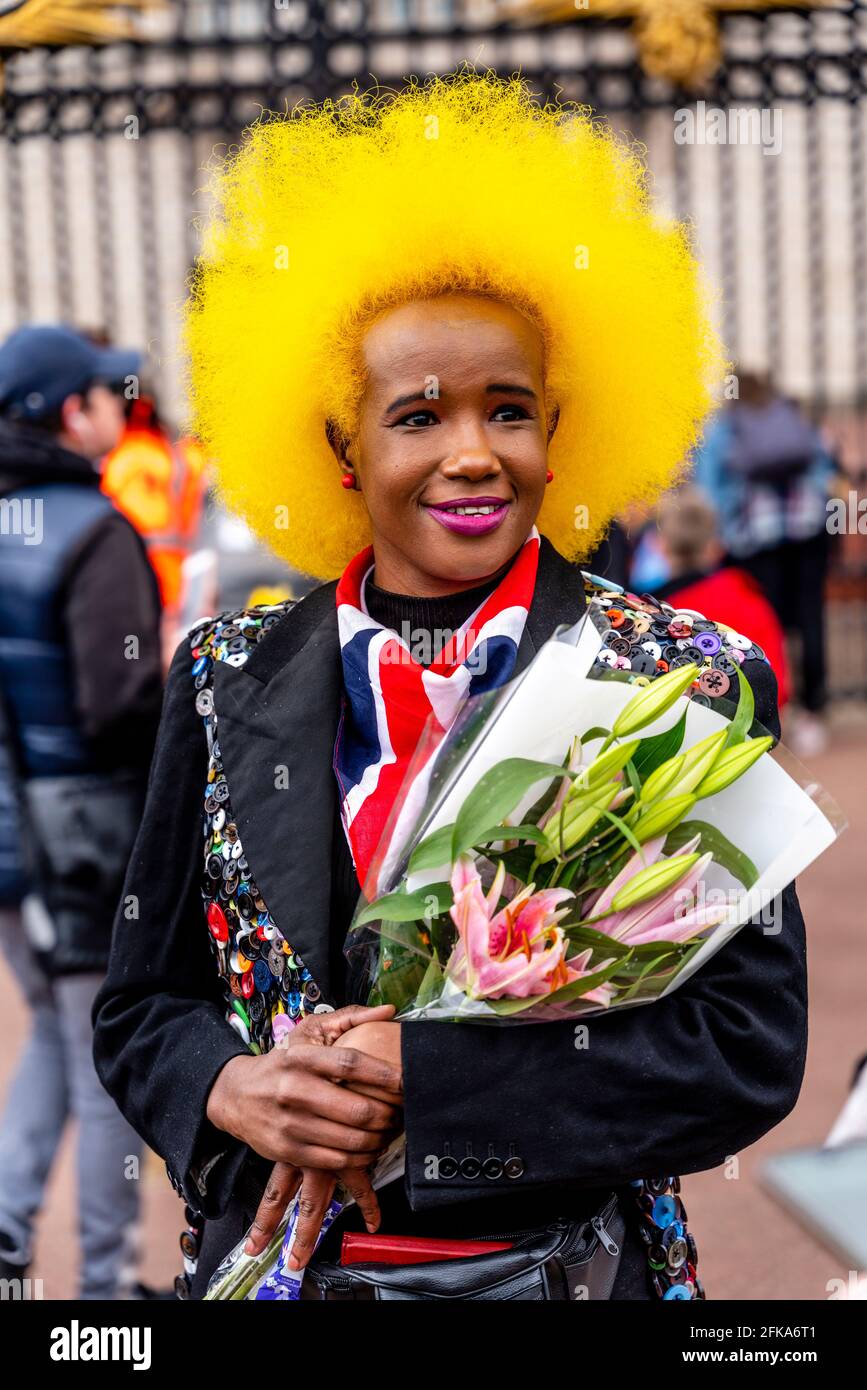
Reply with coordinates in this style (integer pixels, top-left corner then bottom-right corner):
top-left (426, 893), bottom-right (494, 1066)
top-left (340, 1232), bottom-right (514, 1266)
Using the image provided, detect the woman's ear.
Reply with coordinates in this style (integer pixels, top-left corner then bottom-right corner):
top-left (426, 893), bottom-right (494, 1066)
top-left (325, 418), bottom-right (357, 475)
top-left (326, 418), bottom-right (362, 491)
top-left (325, 417), bottom-right (348, 462)
top-left (546, 402), bottom-right (561, 444)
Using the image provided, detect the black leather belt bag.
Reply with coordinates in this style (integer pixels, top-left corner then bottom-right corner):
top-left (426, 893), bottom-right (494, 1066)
top-left (300, 1193), bottom-right (625, 1301)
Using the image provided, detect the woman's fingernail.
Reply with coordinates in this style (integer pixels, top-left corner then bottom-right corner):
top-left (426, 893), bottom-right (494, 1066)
top-left (244, 1239), bottom-right (255, 1254)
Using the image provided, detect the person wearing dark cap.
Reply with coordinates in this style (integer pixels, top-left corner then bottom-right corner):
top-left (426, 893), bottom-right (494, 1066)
top-left (0, 325), bottom-right (164, 1298)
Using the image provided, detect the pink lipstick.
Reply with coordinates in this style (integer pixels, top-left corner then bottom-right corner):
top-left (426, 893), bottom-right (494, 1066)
top-left (423, 495), bottom-right (512, 537)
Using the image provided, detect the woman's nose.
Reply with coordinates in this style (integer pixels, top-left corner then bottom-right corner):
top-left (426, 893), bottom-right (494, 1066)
top-left (441, 432), bottom-right (501, 477)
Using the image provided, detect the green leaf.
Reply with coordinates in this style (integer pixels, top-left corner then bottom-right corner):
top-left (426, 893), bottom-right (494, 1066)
top-left (408, 824), bottom-right (455, 873)
top-left (368, 950), bottom-right (430, 1010)
top-left (631, 709), bottom-right (687, 780)
top-left (452, 758), bottom-right (566, 859)
top-left (556, 853), bottom-right (592, 890)
top-left (624, 758), bottom-right (642, 802)
top-left (617, 950), bottom-right (682, 1002)
top-left (415, 955), bottom-right (446, 1009)
top-left (565, 924), bottom-right (634, 956)
top-left (723, 663), bottom-right (754, 750)
top-left (579, 726), bottom-right (612, 745)
top-left (598, 807), bottom-right (643, 857)
top-left (521, 747), bottom-right (575, 827)
top-left (663, 819), bottom-right (758, 889)
top-left (353, 882), bottom-right (452, 927)
top-left (473, 822), bottom-right (551, 849)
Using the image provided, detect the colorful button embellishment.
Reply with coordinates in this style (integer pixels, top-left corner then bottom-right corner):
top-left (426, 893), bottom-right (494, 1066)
top-left (189, 601), bottom-right (332, 1058)
top-left (580, 573), bottom-right (772, 708)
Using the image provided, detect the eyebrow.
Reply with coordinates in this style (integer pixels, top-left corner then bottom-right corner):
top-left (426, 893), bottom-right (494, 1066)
top-left (486, 383), bottom-right (537, 400)
top-left (384, 382), bottom-right (537, 414)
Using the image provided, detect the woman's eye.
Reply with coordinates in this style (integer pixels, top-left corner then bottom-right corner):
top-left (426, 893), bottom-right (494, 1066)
top-left (491, 404), bottom-right (531, 422)
top-left (396, 410), bottom-right (437, 428)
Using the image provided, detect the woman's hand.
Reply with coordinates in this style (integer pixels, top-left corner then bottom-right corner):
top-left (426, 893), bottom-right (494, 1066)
top-left (335, 1019), bottom-right (403, 1101)
top-left (205, 1003), bottom-right (403, 1173)
top-left (244, 1018), bottom-right (404, 1269)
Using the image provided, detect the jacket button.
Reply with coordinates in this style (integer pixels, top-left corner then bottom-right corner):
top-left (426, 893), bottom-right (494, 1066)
top-left (504, 1156), bottom-right (525, 1179)
top-left (180, 1230), bottom-right (200, 1262)
top-left (459, 1155), bottom-right (481, 1179)
top-left (482, 1156), bottom-right (503, 1180)
top-left (438, 1154), bottom-right (458, 1179)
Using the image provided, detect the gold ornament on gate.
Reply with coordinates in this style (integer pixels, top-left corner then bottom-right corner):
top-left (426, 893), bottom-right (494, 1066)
top-left (0, 1), bottom-right (157, 52)
top-left (0, 1), bottom-right (159, 92)
top-left (493, 1), bottom-right (837, 89)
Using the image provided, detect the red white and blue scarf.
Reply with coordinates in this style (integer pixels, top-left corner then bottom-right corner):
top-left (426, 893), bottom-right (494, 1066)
top-left (334, 526), bottom-right (541, 891)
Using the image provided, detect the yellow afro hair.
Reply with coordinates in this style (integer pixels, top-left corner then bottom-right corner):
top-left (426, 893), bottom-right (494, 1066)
top-left (185, 70), bottom-right (725, 579)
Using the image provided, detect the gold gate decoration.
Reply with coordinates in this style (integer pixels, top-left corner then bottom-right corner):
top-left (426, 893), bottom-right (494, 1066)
top-left (494, 1), bottom-right (839, 89)
top-left (0, 0), bottom-right (155, 52)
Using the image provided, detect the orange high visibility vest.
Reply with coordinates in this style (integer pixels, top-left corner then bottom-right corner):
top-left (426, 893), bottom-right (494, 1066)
top-left (101, 426), bottom-right (207, 610)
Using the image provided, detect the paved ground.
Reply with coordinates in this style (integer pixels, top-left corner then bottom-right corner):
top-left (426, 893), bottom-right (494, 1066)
top-left (1, 705), bottom-right (865, 1301)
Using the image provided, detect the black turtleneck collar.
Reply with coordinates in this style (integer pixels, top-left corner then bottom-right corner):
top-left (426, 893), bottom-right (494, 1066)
top-left (363, 554), bottom-right (516, 666)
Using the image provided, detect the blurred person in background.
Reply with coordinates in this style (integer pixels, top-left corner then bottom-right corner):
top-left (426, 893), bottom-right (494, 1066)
top-left (692, 372), bottom-right (836, 756)
top-left (0, 325), bottom-right (164, 1298)
top-left (101, 391), bottom-right (208, 667)
top-left (651, 485), bottom-right (791, 713)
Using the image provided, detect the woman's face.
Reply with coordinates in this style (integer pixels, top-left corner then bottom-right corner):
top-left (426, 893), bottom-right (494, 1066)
top-left (338, 294), bottom-right (552, 596)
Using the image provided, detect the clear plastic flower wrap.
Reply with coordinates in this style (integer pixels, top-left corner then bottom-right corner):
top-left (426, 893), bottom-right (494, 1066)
top-left (343, 611), bottom-right (846, 1024)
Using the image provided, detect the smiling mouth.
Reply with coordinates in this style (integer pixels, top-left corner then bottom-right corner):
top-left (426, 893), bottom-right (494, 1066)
top-left (423, 495), bottom-right (511, 512)
top-left (433, 502), bottom-right (503, 516)
top-left (422, 496), bottom-right (512, 535)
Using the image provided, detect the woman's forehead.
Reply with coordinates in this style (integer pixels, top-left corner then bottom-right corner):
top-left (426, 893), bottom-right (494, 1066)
top-left (361, 296), bottom-right (545, 380)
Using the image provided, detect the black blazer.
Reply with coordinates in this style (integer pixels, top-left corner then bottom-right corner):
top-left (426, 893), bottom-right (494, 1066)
top-left (92, 536), bottom-right (807, 1294)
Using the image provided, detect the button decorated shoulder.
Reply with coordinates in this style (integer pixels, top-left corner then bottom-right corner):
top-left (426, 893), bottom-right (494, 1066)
top-left (188, 597), bottom-right (297, 674)
top-left (580, 571), bottom-right (770, 709)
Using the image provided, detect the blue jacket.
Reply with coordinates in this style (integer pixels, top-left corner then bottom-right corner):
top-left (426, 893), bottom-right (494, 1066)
top-left (0, 419), bottom-right (163, 912)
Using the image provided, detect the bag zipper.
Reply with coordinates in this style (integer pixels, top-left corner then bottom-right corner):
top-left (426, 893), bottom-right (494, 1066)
top-left (458, 1220), bottom-right (567, 1242)
top-left (590, 1214), bottom-right (620, 1257)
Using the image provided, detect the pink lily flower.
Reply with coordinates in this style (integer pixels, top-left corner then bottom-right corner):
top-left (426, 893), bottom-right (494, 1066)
top-left (445, 855), bottom-right (611, 1001)
top-left (558, 946), bottom-right (618, 1009)
top-left (581, 833), bottom-right (729, 945)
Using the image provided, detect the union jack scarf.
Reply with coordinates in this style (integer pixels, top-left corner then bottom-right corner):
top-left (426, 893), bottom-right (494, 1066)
top-left (334, 526), bottom-right (541, 892)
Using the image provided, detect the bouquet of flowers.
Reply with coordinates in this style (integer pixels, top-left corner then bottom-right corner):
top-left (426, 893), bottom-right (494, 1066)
top-left (343, 606), bottom-right (843, 1024)
top-left (206, 581), bottom-right (844, 1298)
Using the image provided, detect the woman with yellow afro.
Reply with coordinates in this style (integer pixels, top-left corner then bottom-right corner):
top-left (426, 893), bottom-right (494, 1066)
top-left (187, 70), bottom-right (721, 578)
top-left (93, 71), bottom-right (804, 1304)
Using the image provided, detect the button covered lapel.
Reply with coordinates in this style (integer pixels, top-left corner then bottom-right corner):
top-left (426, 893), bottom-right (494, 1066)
top-left (212, 594), bottom-right (343, 1004)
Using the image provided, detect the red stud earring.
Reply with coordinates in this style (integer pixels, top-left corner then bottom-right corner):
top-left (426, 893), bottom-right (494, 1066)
top-left (341, 472), bottom-right (356, 490)
top-left (546, 469), bottom-right (554, 484)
